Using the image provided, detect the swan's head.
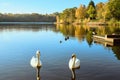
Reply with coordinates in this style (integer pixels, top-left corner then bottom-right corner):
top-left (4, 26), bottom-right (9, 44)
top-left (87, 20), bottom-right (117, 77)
top-left (36, 50), bottom-right (40, 57)
top-left (72, 54), bottom-right (76, 59)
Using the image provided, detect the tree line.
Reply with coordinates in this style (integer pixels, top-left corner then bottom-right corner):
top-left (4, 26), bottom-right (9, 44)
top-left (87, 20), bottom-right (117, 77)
top-left (0, 13), bottom-right (56, 22)
top-left (57, 0), bottom-right (120, 24)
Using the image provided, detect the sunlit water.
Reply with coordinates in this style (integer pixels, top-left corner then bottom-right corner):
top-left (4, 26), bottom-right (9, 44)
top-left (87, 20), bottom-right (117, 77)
top-left (0, 23), bottom-right (120, 80)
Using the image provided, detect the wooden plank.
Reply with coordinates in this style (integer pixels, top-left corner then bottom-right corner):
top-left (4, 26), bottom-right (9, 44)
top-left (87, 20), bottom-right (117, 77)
top-left (93, 35), bottom-right (113, 43)
top-left (93, 35), bottom-right (120, 46)
top-left (105, 35), bottom-right (120, 38)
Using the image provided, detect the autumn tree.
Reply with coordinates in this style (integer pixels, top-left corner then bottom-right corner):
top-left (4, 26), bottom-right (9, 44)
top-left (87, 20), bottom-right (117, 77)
top-left (75, 4), bottom-right (86, 22)
top-left (96, 2), bottom-right (104, 20)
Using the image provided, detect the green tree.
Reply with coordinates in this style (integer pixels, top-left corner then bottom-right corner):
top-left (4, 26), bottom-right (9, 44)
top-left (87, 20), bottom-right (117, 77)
top-left (62, 9), bottom-right (70, 22)
top-left (87, 0), bottom-right (96, 19)
top-left (112, 46), bottom-right (120, 60)
top-left (108, 0), bottom-right (120, 20)
top-left (86, 31), bottom-right (93, 47)
top-left (102, 3), bottom-right (111, 21)
top-left (0, 13), bottom-right (56, 22)
top-left (58, 8), bottom-right (76, 23)
top-left (87, 5), bottom-right (96, 20)
top-left (68, 7), bottom-right (76, 23)
top-left (88, 0), bottom-right (96, 8)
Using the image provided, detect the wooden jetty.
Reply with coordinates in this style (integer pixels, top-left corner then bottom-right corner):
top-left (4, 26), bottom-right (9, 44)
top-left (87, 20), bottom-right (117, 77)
top-left (87, 22), bottom-right (108, 26)
top-left (94, 39), bottom-right (115, 47)
top-left (93, 35), bottom-right (120, 46)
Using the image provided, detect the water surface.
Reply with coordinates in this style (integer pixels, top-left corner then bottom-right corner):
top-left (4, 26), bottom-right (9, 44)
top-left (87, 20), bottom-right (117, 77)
top-left (0, 23), bottom-right (120, 80)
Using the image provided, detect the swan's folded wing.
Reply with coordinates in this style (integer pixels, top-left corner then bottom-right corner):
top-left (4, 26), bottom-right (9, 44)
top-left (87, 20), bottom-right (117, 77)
top-left (75, 58), bottom-right (80, 68)
top-left (30, 56), bottom-right (38, 68)
top-left (69, 58), bottom-right (73, 69)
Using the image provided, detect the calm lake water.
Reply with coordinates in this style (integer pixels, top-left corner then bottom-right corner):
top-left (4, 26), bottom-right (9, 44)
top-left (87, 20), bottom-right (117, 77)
top-left (0, 23), bottom-right (120, 80)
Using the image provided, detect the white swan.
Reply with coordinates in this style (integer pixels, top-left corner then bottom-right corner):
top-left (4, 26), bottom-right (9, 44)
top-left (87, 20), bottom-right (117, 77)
top-left (69, 54), bottom-right (80, 80)
top-left (69, 54), bottom-right (80, 69)
top-left (30, 50), bottom-right (42, 68)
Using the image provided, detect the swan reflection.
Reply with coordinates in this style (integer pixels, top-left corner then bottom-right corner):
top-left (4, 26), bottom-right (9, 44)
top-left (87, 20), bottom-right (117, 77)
top-left (36, 67), bottom-right (41, 80)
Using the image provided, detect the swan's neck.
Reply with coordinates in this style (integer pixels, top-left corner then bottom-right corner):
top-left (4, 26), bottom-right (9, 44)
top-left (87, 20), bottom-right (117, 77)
top-left (72, 57), bottom-right (76, 68)
top-left (37, 54), bottom-right (40, 66)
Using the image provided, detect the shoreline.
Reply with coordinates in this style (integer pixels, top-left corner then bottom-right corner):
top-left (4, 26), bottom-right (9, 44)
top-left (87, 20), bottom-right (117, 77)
top-left (55, 21), bottom-right (120, 26)
top-left (55, 21), bottom-right (108, 25)
top-left (0, 22), bottom-right (56, 25)
top-left (0, 21), bottom-right (120, 26)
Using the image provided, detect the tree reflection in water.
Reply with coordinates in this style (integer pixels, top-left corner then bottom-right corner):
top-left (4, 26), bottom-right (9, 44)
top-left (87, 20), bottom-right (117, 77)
top-left (112, 46), bottom-right (120, 60)
top-left (86, 31), bottom-right (93, 47)
top-left (57, 24), bottom-right (120, 60)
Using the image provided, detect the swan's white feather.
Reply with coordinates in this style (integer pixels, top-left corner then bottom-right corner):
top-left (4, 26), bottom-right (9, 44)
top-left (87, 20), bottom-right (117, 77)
top-left (69, 58), bottom-right (80, 69)
top-left (30, 56), bottom-right (42, 68)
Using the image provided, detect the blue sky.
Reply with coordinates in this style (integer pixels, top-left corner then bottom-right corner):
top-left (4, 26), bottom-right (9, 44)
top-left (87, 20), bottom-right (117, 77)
top-left (0, 0), bottom-right (108, 14)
